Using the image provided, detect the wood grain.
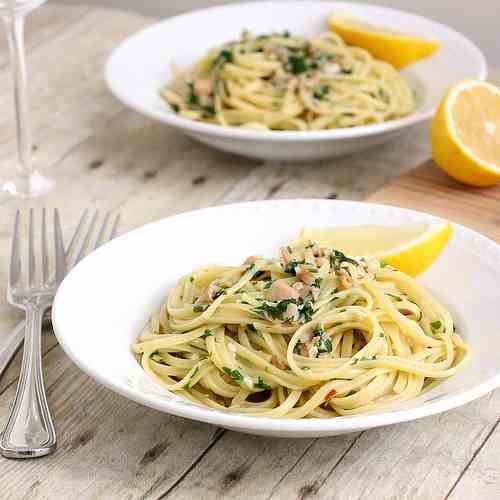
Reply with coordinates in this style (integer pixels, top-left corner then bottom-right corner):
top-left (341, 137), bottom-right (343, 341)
top-left (367, 160), bottom-right (500, 242)
top-left (0, 4), bottom-right (498, 500)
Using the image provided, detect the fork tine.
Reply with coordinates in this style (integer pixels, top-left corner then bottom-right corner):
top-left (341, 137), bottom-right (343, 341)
top-left (9, 210), bottom-right (21, 288)
top-left (65, 208), bottom-right (89, 258)
top-left (109, 213), bottom-right (120, 241)
top-left (73, 210), bottom-right (99, 266)
top-left (53, 209), bottom-right (66, 283)
top-left (42, 208), bottom-right (49, 284)
top-left (93, 212), bottom-right (110, 250)
top-left (28, 208), bottom-right (35, 288)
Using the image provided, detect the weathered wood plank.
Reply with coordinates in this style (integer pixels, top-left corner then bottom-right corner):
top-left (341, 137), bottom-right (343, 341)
top-left (447, 419), bottom-right (500, 500)
top-left (0, 5), bottom-right (499, 500)
top-left (0, 343), bottom-right (222, 500)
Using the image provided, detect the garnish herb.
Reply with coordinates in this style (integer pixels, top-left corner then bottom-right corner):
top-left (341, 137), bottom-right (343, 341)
top-left (298, 301), bottom-right (314, 323)
top-left (253, 298), bottom-right (298, 320)
top-left (312, 323), bottom-right (324, 337)
top-left (150, 351), bottom-right (167, 365)
top-left (431, 320), bottom-right (442, 331)
top-left (247, 323), bottom-right (257, 332)
top-left (286, 55), bottom-right (308, 74)
top-left (312, 277), bottom-right (322, 288)
top-left (189, 276), bottom-right (194, 282)
top-left (379, 332), bottom-right (385, 338)
top-left (286, 246), bottom-right (292, 253)
top-left (313, 85), bottom-right (329, 100)
top-left (317, 336), bottom-right (332, 354)
top-left (193, 305), bottom-right (206, 313)
top-left (223, 367), bottom-right (243, 382)
top-left (212, 49), bottom-right (233, 67)
top-left (283, 259), bottom-right (304, 275)
top-left (184, 367), bottom-right (199, 389)
top-left (201, 329), bottom-right (213, 338)
top-left (256, 376), bottom-right (271, 390)
top-left (329, 249), bottom-right (358, 268)
top-left (386, 293), bottom-right (402, 302)
top-left (186, 82), bottom-right (199, 106)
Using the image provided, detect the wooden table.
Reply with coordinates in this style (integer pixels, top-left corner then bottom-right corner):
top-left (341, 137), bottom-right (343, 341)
top-left (0, 5), bottom-right (499, 499)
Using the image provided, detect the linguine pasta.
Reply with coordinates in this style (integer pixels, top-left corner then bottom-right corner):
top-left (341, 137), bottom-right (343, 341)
top-left (132, 239), bottom-right (469, 418)
top-left (160, 30), bottom-right (416, 131)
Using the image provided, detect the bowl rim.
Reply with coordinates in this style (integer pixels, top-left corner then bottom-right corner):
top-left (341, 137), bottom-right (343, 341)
top-left (52, 199), bottom-right (500, 434)
top-left (105, 0), bottom-right (487, 143)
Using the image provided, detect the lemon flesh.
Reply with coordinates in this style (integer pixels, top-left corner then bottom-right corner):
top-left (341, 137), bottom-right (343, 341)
top-left (431, 79), bottom-right (500, 187)
top-left (327, 13), bottom-right (440, 69)
top-left (298, 223), bottom-right (452, 277)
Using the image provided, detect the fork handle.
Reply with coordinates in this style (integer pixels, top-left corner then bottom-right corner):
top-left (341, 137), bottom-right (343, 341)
top-left (0, 304), bottom-right (56, 458)
top-left (0, 310), bottom-right (52, 379)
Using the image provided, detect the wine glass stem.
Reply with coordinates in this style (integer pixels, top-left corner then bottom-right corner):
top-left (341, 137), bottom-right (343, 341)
top-left (2, 12), bottom-right (33, 183)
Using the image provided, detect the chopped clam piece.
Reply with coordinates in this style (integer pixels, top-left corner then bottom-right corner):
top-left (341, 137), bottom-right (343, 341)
top-left (267, 280), bottom-right (300, 302)
top-left (193, 78), bottom-right (213, 96)
top-left (296, 265), bottom-right (315, 285)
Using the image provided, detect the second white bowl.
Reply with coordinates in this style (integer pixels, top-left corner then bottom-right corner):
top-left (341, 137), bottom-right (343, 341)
top-left (105, 1), bottom-right (486, 161)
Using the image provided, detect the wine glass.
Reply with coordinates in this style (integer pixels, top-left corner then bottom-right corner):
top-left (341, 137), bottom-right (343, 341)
top-left (1, 0), bottom-right (53, 198)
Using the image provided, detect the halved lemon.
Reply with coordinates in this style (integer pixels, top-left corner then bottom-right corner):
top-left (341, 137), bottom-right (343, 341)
top-left (298, 223), bottom-right (452, 276)
top-left (431, 80), bottom-right (500, 187)
top-left (327, 13), bottom-right (440, 69)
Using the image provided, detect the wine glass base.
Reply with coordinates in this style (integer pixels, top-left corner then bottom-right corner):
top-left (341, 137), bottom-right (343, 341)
top-left (2, 170), bottom-right (53, 198)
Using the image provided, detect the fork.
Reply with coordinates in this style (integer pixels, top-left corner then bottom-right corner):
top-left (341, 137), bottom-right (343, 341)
top-left (0, 209), bottom-right (119, 459)
top-left (0, 209), bottom-right (120, 381)
top-left (0, 209), bottom-right (65, 458)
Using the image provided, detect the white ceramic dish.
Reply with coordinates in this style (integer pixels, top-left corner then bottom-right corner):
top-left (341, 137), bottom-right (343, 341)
top-left (105, 1), bottom-right (486, 161)
top-left (52, 200), bottom-right (500, 438)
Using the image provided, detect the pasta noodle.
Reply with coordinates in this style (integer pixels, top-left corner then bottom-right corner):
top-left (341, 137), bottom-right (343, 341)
top-left (160, 30), bottom-right (415, 131)
top-left (132, 239), bottom-right (469, 418)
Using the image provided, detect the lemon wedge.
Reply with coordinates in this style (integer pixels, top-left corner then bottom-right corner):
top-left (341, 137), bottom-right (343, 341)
top-left (327, 13), bottom-right (440, 68)
top-left (298, 223), bottom-right (452, 276)
top-left (431, 79), bottom-right (500, 187)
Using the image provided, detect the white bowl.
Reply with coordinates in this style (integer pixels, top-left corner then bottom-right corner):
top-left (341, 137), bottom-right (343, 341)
top-left (52, 200), bottom-right (500, 438)
top-left (105, 1), bottom-right (486, 161)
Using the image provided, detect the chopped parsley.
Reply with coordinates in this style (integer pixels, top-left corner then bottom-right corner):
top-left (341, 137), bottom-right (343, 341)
top-left (317, 336), bottom-right (332, 354)
top-left (286, 245), bottom-right (292, 253)
top-left (313, 85), bottom-right (329, 100)
top-left (212, 49), bottom-right (233, 67)
top-left (186, 82), bottom-right (199, 106)
top-left (298, 301), bottom-right (314, 323)
top-left (341, 67), bottom-right (353, 74)
top-left (253, 298), bottom-right (298, 320)
top-left (264, 279), bottom-right (273, 289)
top-left (223, 367), bottom-right (243, 383)
top-left (386, 293), bottom-right (402, 302)
top-left (431, 320), bottom-right (442, 331)
top-left (312, 323), bottom-right (324, 337)
top-left (246, 323), bottom-right (257, 332)
top-left (380, 260), bottom-right (388, 268)
top-left (329, 250), bottom-right (358, 268)
top-left (184, 367), bottom-right (199, 389)
top-left (256, 376), bottom-right (271, 390)
top-left (193, 304), bottom-right (206, 313)
top-left (202, 105), bottom-right (215, 116)
top-left (201, 329), bottom-right (213, 338)
top-left (283, 259), bottom-right (304, 275)
top-left (379, 332), bottom-right (385, 338)
top-left (312, 277), bottom-right (322, 288)
top-left (189, 276), bottom-right (194, 282)
top-left (150, 351), bottom-right (167, 365)
top-left (286, 54), bottom-right (308, 74)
